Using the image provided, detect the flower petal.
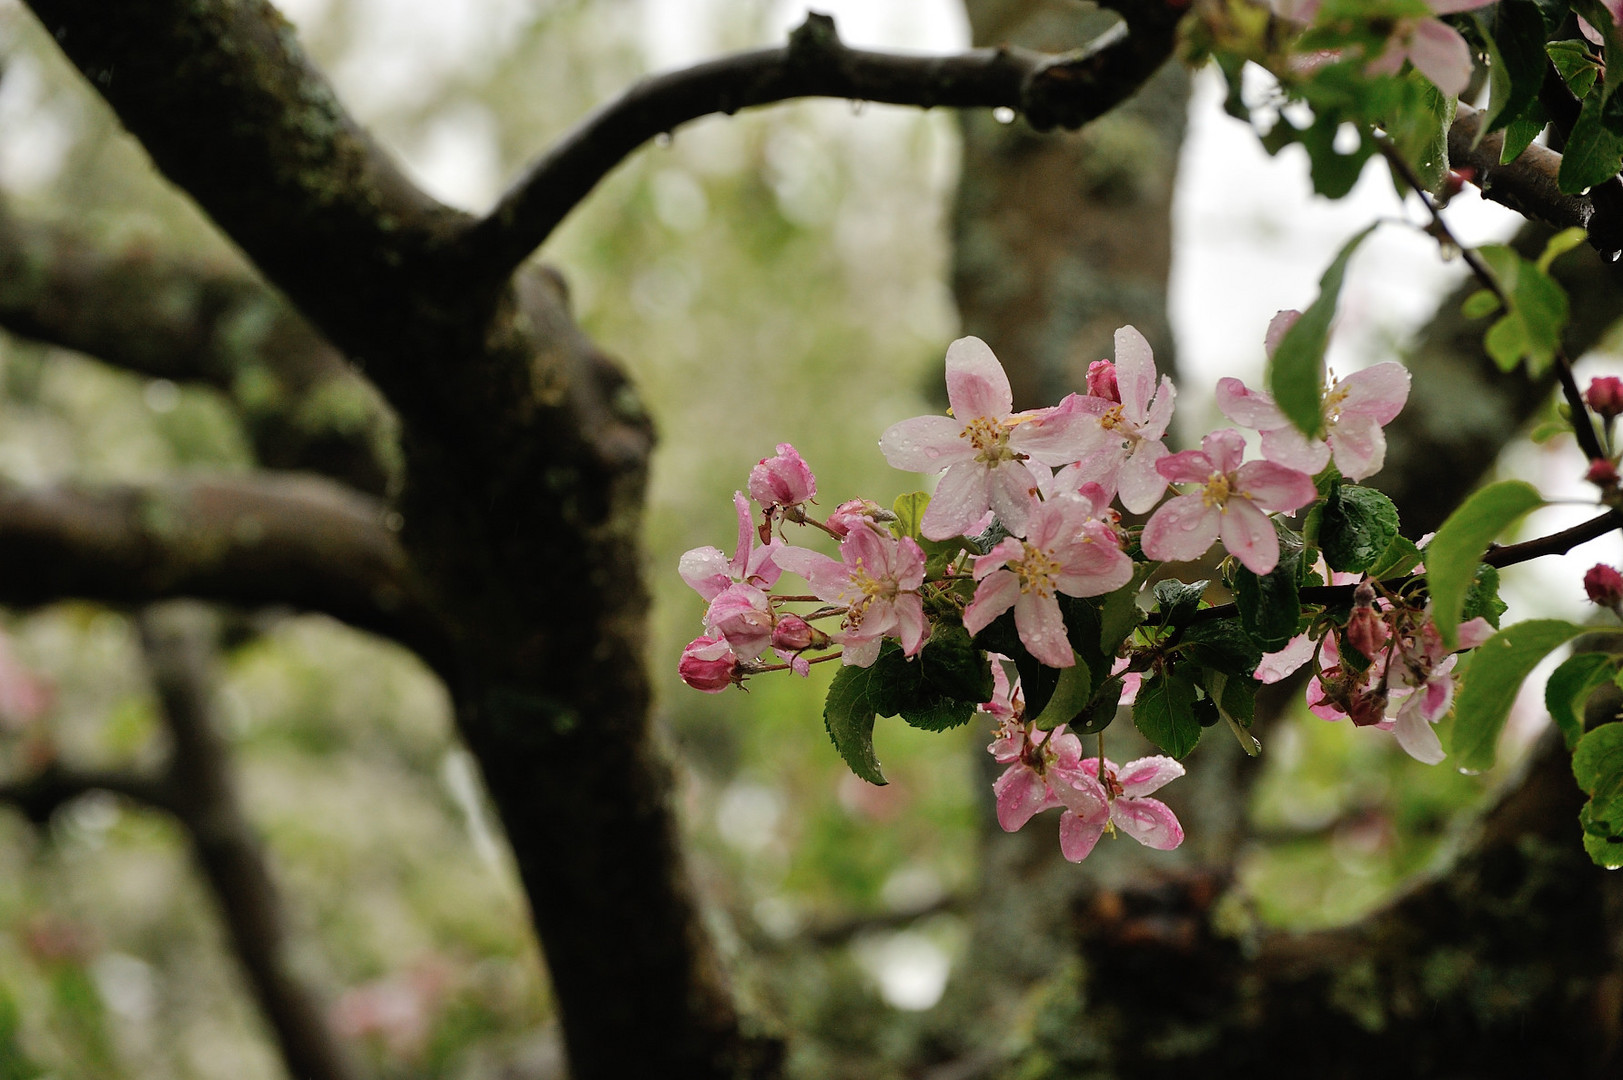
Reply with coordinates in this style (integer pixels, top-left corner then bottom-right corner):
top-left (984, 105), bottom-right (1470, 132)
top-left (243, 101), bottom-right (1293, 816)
top-left (1112, 796), bottom-right (1184, 850)
top-left (921, 460), bottom-right (991, 541)
top-left (1235, 460), bottom-right (1319, 513)
top-left (1118, 439), bottom-right (1170, 514)
top-left (1014, 590), bottom-right (1074, 668)
top-left (1325, 415), bottom-right (1386, 480)
top-left (994, 763), bottom-right (1056, 832)
top-left (1058, 808), bottom-right (1108, 862)
top-left (879, 413), bottom-right (974, 473)
top-left (1115, 755), bottom-right (1185, 798)
top-left (987, 461), bottom-right (1040, 538)
top-left (1336, 361), bottom-right (1410, 424)
top-left (945, 336), bottom-right (1013, 421)
top-left (964, 569), bottom-right (1022, 636)
top-left (1407, 18), bottom-right (1474, 98)
top-left (1259, 424), bottom-right (1332, 476)
top-left (1114, 325), bottom-right (1157, 421)
top-left (1215, 377), bottom-right (1287, 430)
top-left (1390, 698), bottom-right (1447, 764)
top-left (1141, 494), bottom-right (1220, 564)
top-left (1218, 497), bottom-right (1281, 575)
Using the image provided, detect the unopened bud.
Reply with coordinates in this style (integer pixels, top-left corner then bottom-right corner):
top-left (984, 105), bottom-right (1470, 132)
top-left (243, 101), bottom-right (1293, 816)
top-left (771, 615), bottom-right (829, 652)
top-left (1086, 360), bottom-right (1120, 403)
top-left (679, 635), bottom-right (740, 693)
top-left (1587, 458), bottom-right (1619, 487)
top-left (748, 442), bottom-right (817, 511)
top-left (1584, 563), bottom-right (1623, 613)
top-left (1345, 601), bottom-right (1389, 661)
top-left (827, 498), bottom-right (893, 538)
top-left (1587, 376), bottom-right (1623, 419)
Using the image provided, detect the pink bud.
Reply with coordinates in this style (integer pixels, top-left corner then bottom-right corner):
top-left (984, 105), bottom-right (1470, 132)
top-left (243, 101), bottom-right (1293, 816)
top-left (1588, 377), bottom-right (1623, 419)
top-left (679, 636), bottom-right (740, 693)
top-left (827, 498), bottom-right (892, 538)
top-left (748, 443), bottom-right (817, 511)
top-left (1345, 606), bottom-right (1389, 661)
top-left (1586, 458), bottom-right (1619, 487)
top-left (1086, 360), bottom-right (1120, 402)
top-left (1584, 563), bottom-right (1623, 612)
top-left (771, 614), bottom-right (829, 652)
top-left (704, 584), bottom-right (774, 659)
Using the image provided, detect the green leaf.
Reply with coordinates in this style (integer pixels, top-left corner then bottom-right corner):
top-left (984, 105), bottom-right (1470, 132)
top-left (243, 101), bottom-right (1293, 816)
top-left (1385, 72), bottom-right (1453, 192)
top-left (1483, 1), bottom-right (1553, 133)
top-left (899, 695), bottom-right (976, 733)
top-left (1300, 110), bottom-right (1376, 199)
top-left (1559, 88), bottom-right (1623, 193)
top-left (890, 491), bottom-right (929, 539)
top-left (1153, 578), bottom-right (1209, 626)
top-left (1031, 657), bottom-right (1093, 731)
top-left (1549, 39), bottom-right (1602, 100)
top-left (1461, 563), bottom-right (1509, 628)
top-left (1573, 722), bottom-right (1623, 866)
top-left (1269, 225), bottom-right (1378, 439)
top-left (1425, 480), bottom-right (1544, 648)
top-left (1098, 570), bottom-right (1148, 656)
top-left (1233, 524), bottom-right (1305, 651)
top-left (1461, 290), bottom-right (1500, 319)
top-left (1499, 100), bottom-right (1548, 165)
top-left (1368, 533), bottom-right (1423, 580)
top-left (1133, 671), bottom-right (1202, 759)
top-left (1180, 617), bottom-right (1265, 677)
top-left (1058, 593), bottom-right (1115, 690)
top-left (920, 621), bottom-right (994, 704)
top-left (1473, 245), bottom-right (1571, 377)
top-left (824, 664), bottom-right (889, 784)
top-left (1452, 619), bottom-right (1588, 771)
top-left (1537, 226), bottom-right (1591, 272)
top-left (1546, 652), bottom-right (1619, 749)
top-left (1321, 484), bottom-right (1401, 574)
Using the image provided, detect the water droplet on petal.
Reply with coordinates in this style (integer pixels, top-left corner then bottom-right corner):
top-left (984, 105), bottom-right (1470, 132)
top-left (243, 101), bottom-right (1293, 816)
top-left (850, 99), bottom-right (867, 116)
top-left (655, 132), bottom-right (673, 148)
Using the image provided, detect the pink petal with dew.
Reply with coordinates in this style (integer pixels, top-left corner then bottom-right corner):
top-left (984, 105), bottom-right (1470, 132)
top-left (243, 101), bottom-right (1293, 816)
top-left (896, 595), bottom-right (929, 658)
top-left (1111, 796), bottom-right (1184, 850)
top-left (974, 537), bottom-right (1024, 580)
top-left (1406, 18), bottom-right (1474, 97)
top-left (1326, 416), bottom-right (1385, 480)
top-left (994, 764), bottom-right (1056, 832)
top-left (1014, 591), bottom-right (1074, 668)
top-left (1338, 362), bottom-right (1411, 424)
top-left (1115, 755), bottom-right (1185, 798)
top-left (1215, 377), bottom-right (1287, 431)
top-left (1118, 439), bottom-right (1170, 514)
top-left (894, 535), bottom-right (927, 590)
top-left (1114, 325), bottom-right (1157, 420)
top-left (841, 634), bottom-right (883, 668)
top-left (1202, 428), bottom-right (1248, 474)
top-left (1260, 424), bottom-right (1332, 476)
top-left (790, 656), bottom-right (810, 677)
top-left (1141, 376), bottom-right (1177, 441)
top-left (879, 413), bottom-right (974, 473)
top-left (1264, 309), bottom-right (1301, 359)
top-left (1059, 807), bottom-right (1109, 862)
top-left (679, 546), bottom-right (732, 602)
top-left (1255, 633), bottom-right (1316, 684)
top-left (1011, 396), bottom-right (1098, 466)
top-left (1141, 494), bottom-right (1220, 564)
top-left (1155, 448), bottom-right (1217, 485)
top-left (1237, 460), bottom-right (1319, 513)
top-left (945, 336), bottom-right (1014, 421)
top-left (1454, 616), bottom-right (1495, 651)
top-left (1390, 697), bottom-right (1447, 764)
top-left (1050, 765), bottom-right (1108, 816)
top-left (1055, 531), bottom-right (1134, 598)
top-left (987, 461), bottom-right (1040, 538)
top-left (921, 460), bottom-right (992, 541)
top-left (1219, 497), bottom-right (1282, 576)
top-left (964, 570), bottom-right (1022, 636)
top-left (771, 544), bottom-right (841, 595)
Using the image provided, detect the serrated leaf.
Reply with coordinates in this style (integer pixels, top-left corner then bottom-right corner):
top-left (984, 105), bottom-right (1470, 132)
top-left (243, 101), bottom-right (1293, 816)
top-left (921, 621), bottom-right (994, 703)
top-left (1153, 578), bottom-right (1209, 626)
top-left (1546, 652), bottom-right (1619, 748)
top-left (1452, 619), bottom-right (1587, 771)
top-left (1426, 481), bottom-right (1545, 647)
top-left (1070, 676), bottom-right (1123, 736)
top-left (1031, 656), bottom-right (1092, 730)
top-left (890, 491), bottom-right (930, 540)
top-left (1204, 670), bottom-right (1261, 756)
top-left (824, 664), bottom-right (890, 785)
top-left (1132, 671), bottom-right (1202, 759)
top-left (1368, 533), bottom-right (1423, 579)
top-left (1386, 72), bottom-right (1453, 192)
top-left (1321, 485), bottom-right (1401, 574)
top-left (1559, 88), bottom-right (1623, 193)
top-left (1475, 245), bottom-right (1570, 376)
top-left (1234, 524), bottom-right (1305, 651)
top-left (1270, 225), bottom-right (1377, 438)
top-left (1180, 617), bottom-right (1265, 677)
top-left (899, 696), bottom-right (976, 732)
top-left (1574, 721), bottom-right (1623, 866)
top-left (1549, 39), bottom-right (1602, 99)
top-left (1461, 563), bottom-right (1508, 628)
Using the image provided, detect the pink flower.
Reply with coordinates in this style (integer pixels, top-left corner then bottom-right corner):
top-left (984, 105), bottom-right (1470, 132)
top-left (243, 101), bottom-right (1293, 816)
top-left (987, 715), bottom-right (1108, 836)
top-left (1086, 359), bottom-right (1119, 402)
top-left (703, 583), bottom-right (775, 660)
top-left (678, 492), bottom-right (783, 601)
top-left (1365, 0), bottom-right (1497, 99)
top-left (749, 442), bottom-right (817, 513)
top-left (1070, 325), bottom-right (1177, 513)
top-left (679, 635), bottom-right (741, 693)
top-left (1058, 756), bottom-right (1185, 862)
top-left (826, 498), bottom-right (893, 537)
top-left (880, 337), bottom-right (1095, 540)
top-left (962, 491), bottom-right (1134, 668)
top-left (1585, 563), bottom-right (1623, 613)
top-left (775, 523), bottom-right (928, 667)
top-left (1216, 324), bottom-right (1410, 481)
top-left (1140, 428), bottom-right (1318, 575)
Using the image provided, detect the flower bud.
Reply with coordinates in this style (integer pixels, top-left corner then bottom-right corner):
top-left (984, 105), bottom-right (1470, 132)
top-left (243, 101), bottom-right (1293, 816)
top-left (1587, 458), bottom-right (1619, 487)
top-left (1345, 605), bottom-right (1389, 662)
top-left (679, 636), bottom-right (739, 693)
top-left (748, 443), bottom-right (817, 511)
top-left (704, 584), bottom-right (774, 659)
top-left (827, 498), bottom-right (893, 538)
top-left (771, 614), bottom-right (830, 653)
top-left (1587, 376), bottom-right (1623, 419)
top-left (1584, 563), bottom-right (1623, 613)
top-left (1085, 359), bottom-right (1120, 403)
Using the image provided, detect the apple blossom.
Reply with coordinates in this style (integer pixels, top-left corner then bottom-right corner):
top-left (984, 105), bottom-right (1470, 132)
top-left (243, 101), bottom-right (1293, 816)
top-left (1070, 325), bottom-right (1177, 513)
top-left (1059, 755), bottom-right (1185, 862)
top-left (749, 442), bottom-right (817, 516)
top-left (679, 492), bottom-right (783, 601)
top-left (879, 336), bottom-right (1094, 540)
top-left (1140, 428), bottom-right (1317, 575)
top-left (963, 490), bottom-right (1134, 668)
top-left (775, 522), bottom-right (927, 667)
top-left (703, 582), bottom-right (776, 661)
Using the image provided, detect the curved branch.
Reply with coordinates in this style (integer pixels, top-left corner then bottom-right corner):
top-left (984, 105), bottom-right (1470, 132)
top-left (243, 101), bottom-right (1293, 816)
top-left (0, 207), bottom-right (399, 495)
top-left (463, 6), bottom-right (1183, 278)
top-left (0, 475), bottom-right (444, 665)
top-left (1449, 103), bottom-right (1594, 235)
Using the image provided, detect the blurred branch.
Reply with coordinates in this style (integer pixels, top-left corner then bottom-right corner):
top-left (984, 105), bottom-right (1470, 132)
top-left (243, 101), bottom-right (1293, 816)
top-left (1449, 104), bottom-right (1594, 236)
top-left (136, 605), bottom-right (360, 1080)
top-left (464, 5), bottom-right (1183, 278)
top-left (0, 764), bottom-right (177, 822)
top-left (0, 205), bottom-right (399, 495)
top-left (0, 474), bottom-right (446, 668)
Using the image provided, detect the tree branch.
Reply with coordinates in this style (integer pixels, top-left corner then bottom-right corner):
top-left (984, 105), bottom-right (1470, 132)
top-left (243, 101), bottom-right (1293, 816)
top-left (463, 5), bottom-right (1183, 279)
top-left (0, 764), bottom-right (177, 823)
top-left (0, 474), bottom-right (443, 665)
top-left (1449, 103), bottom-right (1594, 236)
top-left (0, 206), bottom-right (399, 495)
top-left (137, 605), bottom-right (360, 1080)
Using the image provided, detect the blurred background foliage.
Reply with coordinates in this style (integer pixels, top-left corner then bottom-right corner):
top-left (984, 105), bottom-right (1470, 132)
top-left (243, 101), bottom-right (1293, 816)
top-left (0, 0), bottom-right (1594, 1077)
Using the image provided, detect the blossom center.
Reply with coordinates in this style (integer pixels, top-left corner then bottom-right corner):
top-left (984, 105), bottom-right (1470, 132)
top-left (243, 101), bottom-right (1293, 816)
top-left (845, 559), bottom-right (899, 628)
top-left (960, 415), bottom-right (1016, 465)
top-left (1012, 542), bottom-right (1062, 599)
top-left (1202, 470), bottom-right (1235, 509)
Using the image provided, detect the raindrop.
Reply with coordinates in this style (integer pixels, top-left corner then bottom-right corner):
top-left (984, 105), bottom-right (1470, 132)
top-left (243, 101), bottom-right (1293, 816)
top-left (1609, 250), bottom-right (1621, 264)
top-left (850, 99), bottom-right (867, 116)
top-left (655, 131), bottom-right (673, 149)
top-left (992, 106), bottom-right (1016, 125)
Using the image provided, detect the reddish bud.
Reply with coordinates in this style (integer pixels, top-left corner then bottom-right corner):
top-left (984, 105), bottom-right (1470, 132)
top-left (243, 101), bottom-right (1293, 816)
top-left (771, 615), bottom-right (829, 653)
top-left (1586, 458), bottom-right (1619, 487)
top-left (748, 443), bottom-right (817, 511)
top-left (827, 498), bottom-right (892, 538)
top-left (679, 635), bottom-right (740, 693)
top-left (1086, 359), bottom-right (1120, 403)
top-left (1586, 376), bottom-right (1623, 419)
top-left (1584, 563), bottom-right (1623, 612)
top-left (1345, 607), bottom-right (1389, 662)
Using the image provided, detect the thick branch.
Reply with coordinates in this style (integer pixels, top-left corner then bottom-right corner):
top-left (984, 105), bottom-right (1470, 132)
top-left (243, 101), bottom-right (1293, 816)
top-left (137, 606), bottom-right (359, 1080)
top-left (465, 7), bottom-right (1182, 277)
top-left (19, 0), bottom-right (470, 358)
top-left (1449, 103), bottom-right (1594, 235)
top-left (0, 207), bottom-right (398, 495)
top-left (0, 475), bottom-right (442, 664)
